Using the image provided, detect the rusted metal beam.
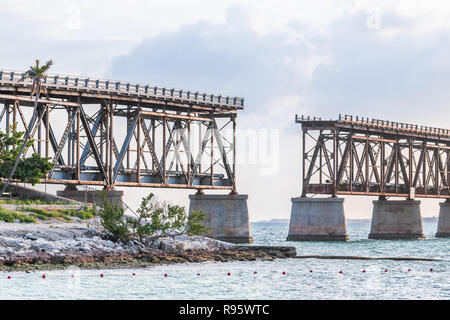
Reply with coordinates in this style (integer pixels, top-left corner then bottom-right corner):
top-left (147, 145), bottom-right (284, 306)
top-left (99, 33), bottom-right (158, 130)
top-left (0, 93), bottom-right (80, 107)
top-left (299, 115), bottom-right (450, 199)
top-left (0, 82), bottom-right (239, 191)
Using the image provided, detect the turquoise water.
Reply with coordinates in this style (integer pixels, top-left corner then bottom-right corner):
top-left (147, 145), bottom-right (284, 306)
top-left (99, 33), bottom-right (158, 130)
top-left (0, 220), bottom-right (449, 300)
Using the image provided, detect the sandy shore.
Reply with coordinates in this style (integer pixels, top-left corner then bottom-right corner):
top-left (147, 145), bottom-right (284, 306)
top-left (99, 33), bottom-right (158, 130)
top-left (0, 220), bottom-right (296, 271)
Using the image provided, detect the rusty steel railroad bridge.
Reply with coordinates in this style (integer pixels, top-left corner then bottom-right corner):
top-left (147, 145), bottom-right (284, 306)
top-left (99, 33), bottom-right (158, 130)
top-left (297, 114), bottom-right (450, 200)
top-left (0, 69), bottom-right (243, 191)
top-left (286, 114), bottom-right (450, 241)
top-left (0, 69), bottom-right (253, 243)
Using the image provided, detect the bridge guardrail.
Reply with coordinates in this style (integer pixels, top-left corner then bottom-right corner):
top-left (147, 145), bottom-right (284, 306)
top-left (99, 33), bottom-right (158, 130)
top-left (0, 69), bottom-right (244, 109)
top-left (296, 114), bottom-right (450, 137)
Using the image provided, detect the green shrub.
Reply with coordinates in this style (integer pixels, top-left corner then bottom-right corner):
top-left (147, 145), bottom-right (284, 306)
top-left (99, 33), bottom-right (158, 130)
top-left (25, 207), bottom-right (55, 217)
top-left (0, 198), bottom-right (72, 205)
top-left (186, 210), bottom-right (210, 236)
top-left (58, 206), bottom-right (96, 220)
top-left (0, 208), bottom-right (15, 222)
top-left (30, 213), bottom-right (50, 221)
top-left (0, 126), bottom-right (52, 185)
top-left (16, 205), bottom-right (96, 222)
top-left (97, 191), bottom-right (210, 243)
top-left (98, 191), bottom-right (132, 242)
top-left (0, 207), bottom-right (36, 223)
top-left (24, 207), bottom-right (71, 221)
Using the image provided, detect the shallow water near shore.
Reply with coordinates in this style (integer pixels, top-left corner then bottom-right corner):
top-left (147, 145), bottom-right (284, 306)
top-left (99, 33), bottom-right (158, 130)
top-left (0, 220), bottom-right (449, 299)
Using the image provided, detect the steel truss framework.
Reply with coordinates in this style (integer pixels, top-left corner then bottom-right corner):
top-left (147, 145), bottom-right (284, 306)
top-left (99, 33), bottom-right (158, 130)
top-left (0, 71), bottom-right (241, 191)
top-left (297, 114), bottom-right (450, 199)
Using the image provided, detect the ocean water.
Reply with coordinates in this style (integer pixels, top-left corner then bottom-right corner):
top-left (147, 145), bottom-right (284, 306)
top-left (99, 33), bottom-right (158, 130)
top-left (0, 220), bottom-right (449, 300)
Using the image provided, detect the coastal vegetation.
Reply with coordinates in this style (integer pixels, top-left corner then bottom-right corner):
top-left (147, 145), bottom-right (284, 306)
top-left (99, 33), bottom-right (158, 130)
top-left (1, 59), bottom-right (53, 194)
top-left (0, 125), bottom-right (52, 185)
top-left (0, 204), bottom-right (96, 223)
top-left (0, 192), bottom-right (298, 272)
top-left (98, 191), bottom-right (210, 242)
top-left (0, 206), bottom-right (36, 223)
top-left (0, 198), bottom-right (73, 205)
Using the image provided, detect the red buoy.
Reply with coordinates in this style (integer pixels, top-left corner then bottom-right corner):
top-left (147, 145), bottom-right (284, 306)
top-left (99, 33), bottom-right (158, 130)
top-left (71, 274), bottom-right (74, 278)
top-left (309, 270), bottom-right (313, 273)
top-left (42, 275), bottom-right (46, 279)
top-left (339, 270), bottom-right (343, 274)
top-left (430, 268), bottom-right (433, 272)
top-left (197, 273), bottom-right (200, 276)
top-left (408, 269), bottom-right (411, 272)
top-left (7, 276), bottom-right (11, 279)
top-left (254, 271), bottom-right (257, 274)
top-left (282, 271), bottom-right (286, 275)
top-left (164, 273), bottom-right (168, 277)
top-left (132, 273), bottom-right (136, 276)
top-left (362, 270), bottom-right (366, 273)
top-left (227, 272), bottom-right (231, 276)
top-left (384, 269), bottom-right (388, 272)
top-left (100, 274), bottom-right (104, 278)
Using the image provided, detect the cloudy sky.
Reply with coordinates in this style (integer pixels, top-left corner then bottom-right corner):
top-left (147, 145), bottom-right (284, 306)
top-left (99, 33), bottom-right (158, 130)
top-left (2, 0), bottom-right (450, 220)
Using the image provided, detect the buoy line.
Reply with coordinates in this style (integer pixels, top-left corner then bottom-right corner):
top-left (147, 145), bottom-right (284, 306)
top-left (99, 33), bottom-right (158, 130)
top-left (2, 267), bottom-right (440, 280)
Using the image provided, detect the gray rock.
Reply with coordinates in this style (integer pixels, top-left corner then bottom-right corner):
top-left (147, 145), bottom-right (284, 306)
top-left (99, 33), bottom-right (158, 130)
top-left (38, 244), bottom-right (56, 252)
top-left (105, 240), bottom-right (115, 248)
top-left (80, 244), bottom-right (91, 252)
top-left (30, 239), bottom-right (56, 252)
top-left (159, 240), bottom-right (177, 252)
top-left (176, 240), bottom-right (209, 251)
top-left (211, 239), bottom-right (236, 249)
top-left (0, 237), bottom-right (21, 247)
top-left (175, 242), bottom-right (187, 251)
top-left (88, 242), bottom-right (100, 249)
top-left (150, 239), bottom-right (161, 249)
top-left (20, 243), bottom-right (31, 250)
top-left (25, 233), bottom-right (39, 241)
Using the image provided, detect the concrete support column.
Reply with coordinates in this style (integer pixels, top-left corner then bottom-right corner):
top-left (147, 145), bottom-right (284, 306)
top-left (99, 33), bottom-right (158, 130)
top-left (188, 193), bottom-right (253, 244)
top-left (436, 200), bottom-right (450, 237)
top-left (286, 197), bottom-right (348, 241)
top-left (57, 186), bottom-right (124, 209)
top-left (369, 199), bottom-right (424, 239)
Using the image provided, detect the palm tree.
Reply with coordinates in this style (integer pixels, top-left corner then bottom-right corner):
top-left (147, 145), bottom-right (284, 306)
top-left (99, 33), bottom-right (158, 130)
top-left (1, 59), bottom-right (53, 195)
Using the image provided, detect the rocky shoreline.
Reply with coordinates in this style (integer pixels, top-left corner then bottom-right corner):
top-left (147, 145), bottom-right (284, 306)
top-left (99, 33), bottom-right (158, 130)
top-left (0, 222), bottom-right (296, 271)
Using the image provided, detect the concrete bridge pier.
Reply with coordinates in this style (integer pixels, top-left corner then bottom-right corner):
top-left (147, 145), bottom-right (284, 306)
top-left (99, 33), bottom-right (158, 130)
top-left (286, 197), bottom-right (348, 241)
top-left (436, 200), bottom-right (450, 237)
top-left (57, 185), bottom-right (124, 209)
top-left (188, 192), bottom-right (253, 244)
top-left (369, 198), bottom-right (424, 239)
